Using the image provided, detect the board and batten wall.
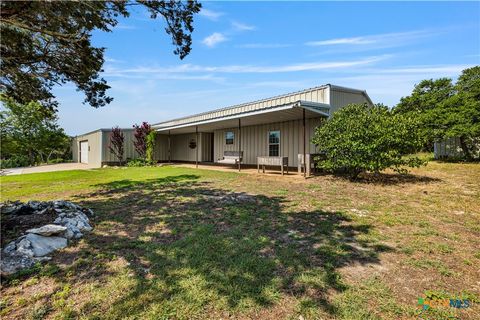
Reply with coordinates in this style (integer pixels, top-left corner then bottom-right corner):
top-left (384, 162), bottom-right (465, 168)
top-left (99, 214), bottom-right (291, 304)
top-left (72, 130), bottom-right (103, 167)
top-left (213, 117), bottom-right (323, 167)
top-left (434, 137), bottom-right (466, 159)
top-left (102, 130), bottom-right (170, 163)
top-left (169, 132), bottom-right (212, 162)
top-left (330, 87), bottom-right (372, 113)
top-left (101, 130), bottom-right (170, 162)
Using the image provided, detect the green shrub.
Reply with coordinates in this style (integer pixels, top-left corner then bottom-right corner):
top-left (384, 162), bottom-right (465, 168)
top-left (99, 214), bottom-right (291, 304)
top-left (146, 131), bottom-right (156, 165)
top-left (312, 103), bottom-right (426, 178)
top-left (126, 159), bottom-right (147, 167)
top-left (0, 154), bottom-right (30, 169)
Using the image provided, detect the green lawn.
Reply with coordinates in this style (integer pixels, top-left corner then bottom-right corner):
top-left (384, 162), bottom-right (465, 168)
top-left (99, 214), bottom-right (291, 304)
top-left (1, 163), bottom-right (479, 319)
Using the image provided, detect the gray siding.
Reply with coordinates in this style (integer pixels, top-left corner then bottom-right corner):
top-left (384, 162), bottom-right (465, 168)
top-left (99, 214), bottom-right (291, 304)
top-left (170, 133), bottom-right (199, 162)
top-left (102, 130), bottom-right (170, 163)
top-left (213, 118), bottom-right (323, 167)
top-left (72, 131), bottom-right (102, 167)
top-left (330, 88), bottom-right (372, 114)
top-left (155, 134), bottom-right (169, 161)
top-left (201, 133), bottom-right (213, 162)
top-left (434, 137), bottom-right (464, 159)
top-left (102, 129), bottom-right (138, 162)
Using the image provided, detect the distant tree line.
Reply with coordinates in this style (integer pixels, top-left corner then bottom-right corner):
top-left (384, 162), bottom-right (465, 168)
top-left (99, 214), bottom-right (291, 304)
top-left (394, 66), bottom-right (479, 160)
top-left (0, 96), bottom-right (71, 169)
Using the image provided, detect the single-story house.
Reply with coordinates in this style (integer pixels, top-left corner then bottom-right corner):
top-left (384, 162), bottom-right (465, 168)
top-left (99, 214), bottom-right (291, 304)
top-left (72, 84), bottom-right (373, 173)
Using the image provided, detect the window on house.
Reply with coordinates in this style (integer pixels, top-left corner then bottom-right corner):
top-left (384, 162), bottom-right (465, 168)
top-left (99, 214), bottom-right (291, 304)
top-left (268, 131), bottom-right (280, 156)
top-left (225, 131), bottom-right (234, 145)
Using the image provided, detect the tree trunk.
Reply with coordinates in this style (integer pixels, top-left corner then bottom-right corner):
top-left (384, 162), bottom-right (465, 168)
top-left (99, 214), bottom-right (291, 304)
top-left (459, 136), bottom-right (472, 161)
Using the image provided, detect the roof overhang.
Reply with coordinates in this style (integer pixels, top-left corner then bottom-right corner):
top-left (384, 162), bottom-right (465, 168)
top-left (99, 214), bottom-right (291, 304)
top-left (155, 101), bottom-right (329, 134)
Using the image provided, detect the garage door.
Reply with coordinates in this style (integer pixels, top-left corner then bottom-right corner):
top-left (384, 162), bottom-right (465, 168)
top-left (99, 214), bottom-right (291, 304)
top-left (80, 141), bottom-right (89, 164)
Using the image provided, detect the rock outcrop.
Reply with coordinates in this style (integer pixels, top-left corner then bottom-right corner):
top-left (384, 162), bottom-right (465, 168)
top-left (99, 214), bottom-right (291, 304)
top-left (1, 200), bottom-right (94, 276)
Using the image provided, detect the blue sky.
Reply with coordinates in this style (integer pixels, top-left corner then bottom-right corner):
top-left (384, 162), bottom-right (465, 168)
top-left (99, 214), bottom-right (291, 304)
top-left (55, 1), bottom-right (480, 135)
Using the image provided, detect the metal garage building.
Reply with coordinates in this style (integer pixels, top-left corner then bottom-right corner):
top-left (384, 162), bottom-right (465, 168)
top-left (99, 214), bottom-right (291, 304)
top-left (72, 84), bottom-right (373, 170)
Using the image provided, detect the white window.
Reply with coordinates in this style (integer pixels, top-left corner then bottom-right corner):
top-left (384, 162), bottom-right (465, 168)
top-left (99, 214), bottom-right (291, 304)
top-left (225, 131), bottom-right (234, 145)
top-left (268, 131), bottom-right (280, 156)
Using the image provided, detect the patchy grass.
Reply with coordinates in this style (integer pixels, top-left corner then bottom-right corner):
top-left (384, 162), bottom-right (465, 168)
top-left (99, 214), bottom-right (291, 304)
top-left (1, 162), bottom-right (479, 319)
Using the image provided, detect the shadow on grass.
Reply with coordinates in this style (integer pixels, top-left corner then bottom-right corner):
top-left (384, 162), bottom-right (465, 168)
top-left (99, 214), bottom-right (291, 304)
top-left (317, 171), bottom-right (442, 186)
top-left (30, 174), bottom-right (393, 318)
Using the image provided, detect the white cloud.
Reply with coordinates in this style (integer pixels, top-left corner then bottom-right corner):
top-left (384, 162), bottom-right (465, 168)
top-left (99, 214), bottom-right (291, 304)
top-left (105, 55), bottom-right (388, 75)
top-left (237, 43), bottom-right (291, 49)
top-left (231, 21), bottom-right (256, 31)
top-left (202, 32), bottom-right (228, 47)
top-left (104, 57), bottom-right (124, 63)
top-left (369, 65), bottom-right (472, 75)
top-left (306, 30), bottom-right (440, 48)
top-left (307, 37), bottom-right (375, 46)
top-left (198, 8), bottom-right (224, 21)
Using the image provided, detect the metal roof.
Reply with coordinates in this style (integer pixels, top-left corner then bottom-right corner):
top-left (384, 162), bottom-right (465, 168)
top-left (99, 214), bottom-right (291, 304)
top-left (153, 84), bottom-right (372, 131)
top-left (152, 84), bottom-right (332, 129)
top-left (156, 100), bottom-right (330, 134)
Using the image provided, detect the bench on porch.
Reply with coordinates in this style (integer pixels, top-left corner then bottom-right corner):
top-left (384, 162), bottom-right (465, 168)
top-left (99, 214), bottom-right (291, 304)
top-left (218, 151), bottom-right (243, 165)
top-left (257, 156), bottom-right (289, 175)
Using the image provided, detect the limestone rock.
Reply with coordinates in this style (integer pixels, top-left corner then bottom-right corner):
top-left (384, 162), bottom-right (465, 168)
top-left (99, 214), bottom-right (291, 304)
top-left (0, 252), bottom-right (35, 276)
top-left (24, 233), bottom-right (67, 257)
top-left (26, 224), bottom-right (67, 236)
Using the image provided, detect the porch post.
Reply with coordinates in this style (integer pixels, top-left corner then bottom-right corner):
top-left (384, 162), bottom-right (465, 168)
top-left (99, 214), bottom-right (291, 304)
top-left (195, 126), bottom-right (198, 168)
top-left (303, 108), bottom-right (306, 178)
top-left (168, 130), bottom-right (171, 163)
top-left (238, 118), bottom-right (241, 172)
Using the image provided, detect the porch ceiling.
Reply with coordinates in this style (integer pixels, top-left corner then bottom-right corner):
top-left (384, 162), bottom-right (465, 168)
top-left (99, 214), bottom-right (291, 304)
top-left (155, 101), bottom-right (329, 134)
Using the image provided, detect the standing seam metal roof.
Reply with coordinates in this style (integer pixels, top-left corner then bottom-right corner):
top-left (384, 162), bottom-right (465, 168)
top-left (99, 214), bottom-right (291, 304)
top-left (152, 84), bottom-right (371, 129)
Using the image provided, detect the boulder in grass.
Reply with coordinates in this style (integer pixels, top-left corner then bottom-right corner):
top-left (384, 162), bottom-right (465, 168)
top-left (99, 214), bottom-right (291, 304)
top-left (26, 224), bottom-right (67, 236)
top-left (25, 233), bottom-right (67, 257)
top-left (0, 252), bottom-right (36, 276)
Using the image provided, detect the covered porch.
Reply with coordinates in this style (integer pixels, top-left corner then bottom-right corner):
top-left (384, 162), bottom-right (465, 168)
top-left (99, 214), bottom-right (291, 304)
top-left (153, 100), bottom-right (329, 176)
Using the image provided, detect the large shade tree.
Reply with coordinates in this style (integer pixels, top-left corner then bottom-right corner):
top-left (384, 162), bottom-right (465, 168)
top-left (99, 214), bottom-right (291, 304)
top-left (0, 1), bottom-right (201, 112)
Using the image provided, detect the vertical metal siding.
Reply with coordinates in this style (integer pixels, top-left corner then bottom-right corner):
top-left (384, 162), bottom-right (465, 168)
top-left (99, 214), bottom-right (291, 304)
top-left (71, 131), bottom-right (102, 167)
top-left (201, 133), bottom-right (213, 162)
top-left (434, 137), bottom-right (466, 159)
top-left (170, 133), bottom-right (198, 161)
top-left (99, 130), bottom-right (169, 163)
top-left (213, 117), bottom-right (323, 167)
top-left (329, 89), bottom-right (371, 114)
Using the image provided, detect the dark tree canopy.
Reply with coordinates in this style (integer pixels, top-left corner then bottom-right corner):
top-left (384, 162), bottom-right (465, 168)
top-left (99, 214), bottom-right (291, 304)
top-left (394, 78), bottom-right (455, 150)
top-left (0, 1), bottom-right (201, 111)
top-left (394, 66), bottom-right (480, 159)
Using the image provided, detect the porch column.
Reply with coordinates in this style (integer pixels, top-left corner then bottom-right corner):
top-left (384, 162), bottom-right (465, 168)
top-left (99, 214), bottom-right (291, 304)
top-left (303, 108), bottom-right (306, 178)
top-left (195, 125), bottom-right (199, 168)
top-left (168, 130), bottom-right (171, 162)
top-left (238, 118), bottom-right (241, 172)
